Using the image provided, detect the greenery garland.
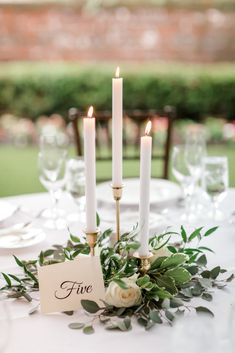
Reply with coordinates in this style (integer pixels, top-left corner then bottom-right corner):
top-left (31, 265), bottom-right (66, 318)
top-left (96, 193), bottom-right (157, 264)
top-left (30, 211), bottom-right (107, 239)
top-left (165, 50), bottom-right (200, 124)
top-left (0, 224), bottom-right (234, 334)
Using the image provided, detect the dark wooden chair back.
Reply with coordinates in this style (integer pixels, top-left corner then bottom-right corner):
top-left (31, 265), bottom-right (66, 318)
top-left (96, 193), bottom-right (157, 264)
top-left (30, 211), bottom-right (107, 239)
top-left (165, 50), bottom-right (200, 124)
top-left (68, 106), bottom-right (175, 180)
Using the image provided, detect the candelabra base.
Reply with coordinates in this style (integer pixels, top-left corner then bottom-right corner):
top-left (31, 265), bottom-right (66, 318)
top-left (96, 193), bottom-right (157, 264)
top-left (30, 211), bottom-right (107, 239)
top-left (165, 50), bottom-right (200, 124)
top-left (133, 252), bottom-right (153, 274)
top-left (84, 228), bottom-right (100, 256)
top-left (111, 184), bottom-right (124, 243)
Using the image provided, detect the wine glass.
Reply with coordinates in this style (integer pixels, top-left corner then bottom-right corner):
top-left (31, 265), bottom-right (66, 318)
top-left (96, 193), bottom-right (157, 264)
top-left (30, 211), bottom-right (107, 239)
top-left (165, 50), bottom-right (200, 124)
top-left (0, 300), bottom-right (11, 352)
top-left (202, 156), bottom-right (229, 221)
top-left (66, 157), bottom-right (86, 224)
top-left (185, 129), bottom-right (207, 214)
top-left (185, 129), bottom-right (207, 184)
top-left (38, 133), bottom-right (68, 229)
top-left (172, 145), bottom-right (195, 221)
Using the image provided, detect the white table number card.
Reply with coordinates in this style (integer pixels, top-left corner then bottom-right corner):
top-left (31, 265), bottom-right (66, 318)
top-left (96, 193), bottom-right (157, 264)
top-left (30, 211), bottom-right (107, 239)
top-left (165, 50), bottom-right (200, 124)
top-left (38, 256), bottom-right (105, 314)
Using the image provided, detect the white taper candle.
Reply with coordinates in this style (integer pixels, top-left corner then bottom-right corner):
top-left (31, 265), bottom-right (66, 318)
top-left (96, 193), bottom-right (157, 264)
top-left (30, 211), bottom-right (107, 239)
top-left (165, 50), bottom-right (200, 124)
top-left (112, 66), bottom-right (123, 187)
top-left (138, 121), bottom-right (152, 256)
top-left (83, 106), bottom-right (97, 232)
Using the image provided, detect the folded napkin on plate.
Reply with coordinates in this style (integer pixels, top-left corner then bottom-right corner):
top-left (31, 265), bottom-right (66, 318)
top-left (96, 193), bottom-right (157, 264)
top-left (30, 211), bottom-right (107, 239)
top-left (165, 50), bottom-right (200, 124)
top-left (0, 223), bottom-right (30, 237)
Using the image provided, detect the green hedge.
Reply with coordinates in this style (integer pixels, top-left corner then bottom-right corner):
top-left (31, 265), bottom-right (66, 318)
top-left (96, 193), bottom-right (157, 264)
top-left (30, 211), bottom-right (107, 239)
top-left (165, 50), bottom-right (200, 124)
top-left (0, 62), bottom-right (235, 121)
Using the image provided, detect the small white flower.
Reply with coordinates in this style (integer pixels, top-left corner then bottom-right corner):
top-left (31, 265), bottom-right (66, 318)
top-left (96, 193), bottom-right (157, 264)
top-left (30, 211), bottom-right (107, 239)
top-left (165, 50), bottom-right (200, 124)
top-left (105, 274), bottom-right (142, 308)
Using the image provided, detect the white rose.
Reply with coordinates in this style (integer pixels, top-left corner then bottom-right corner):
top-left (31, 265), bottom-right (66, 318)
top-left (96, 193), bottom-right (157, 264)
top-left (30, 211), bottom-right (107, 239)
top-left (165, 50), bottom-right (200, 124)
top-left (105, 274), bottom-right (142, 308)
top-left (150, 246), bottom-right (171, 263)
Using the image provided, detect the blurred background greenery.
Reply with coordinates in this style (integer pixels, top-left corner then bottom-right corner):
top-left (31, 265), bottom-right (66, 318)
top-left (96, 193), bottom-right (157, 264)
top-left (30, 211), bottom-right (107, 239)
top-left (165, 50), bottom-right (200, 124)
top-left (0, 0), bottom-right (234, 196)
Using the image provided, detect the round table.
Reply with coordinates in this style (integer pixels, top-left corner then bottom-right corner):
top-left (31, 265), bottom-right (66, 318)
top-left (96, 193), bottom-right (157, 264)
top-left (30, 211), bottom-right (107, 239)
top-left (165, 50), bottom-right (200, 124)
top-left (0, 190), bottom-right (235, 353)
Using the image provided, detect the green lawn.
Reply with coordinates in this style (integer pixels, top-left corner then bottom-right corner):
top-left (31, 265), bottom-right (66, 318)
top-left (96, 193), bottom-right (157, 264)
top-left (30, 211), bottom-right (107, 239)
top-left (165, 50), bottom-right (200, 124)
top-left (0, 144), bottom-right (234, 197)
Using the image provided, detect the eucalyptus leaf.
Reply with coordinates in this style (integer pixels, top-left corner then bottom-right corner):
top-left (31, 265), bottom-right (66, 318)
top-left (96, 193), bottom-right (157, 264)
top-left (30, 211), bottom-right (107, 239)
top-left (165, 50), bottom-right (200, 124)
top-left (170, 298), bottom-right (184, 308)
top-left (195, 306), bottom-right (214, 317)
top-left (180, 287), bottom-right (193, 298)
top-left (63, 311), bottom-right (74, 316)
top-left (145, 320), bottom-right (156, 330)
top-left (192, 283), bottom-right (203, 296)
top-left (149, 310), bottom-right (162, 324)
top-left (81, 300), bottom-right (100, 314)
top-left (43, 249), bottom-right (55, 257)
top-left (197, 254), bottom-right (207, 266)
top-left (165, 310), bottom-right (175, 322)
top-left (69, 322), bottom-right (84, 329)
top-left (211, 266), bottom-right (221, 279)
top-left (202, 293), bottom-right (213, 302)
top-left (83, 325), bottom-right (95, 334)
top-left (201, 270), bottom-right (211, 278)
top-left (198, 278), bottom-right (212, 288)
top-left (186, 266), bottom-right (198, 275)
top-left (137, 317), bottom-right (148, 327)
top-left (226, 273), bottom-right (234, 282)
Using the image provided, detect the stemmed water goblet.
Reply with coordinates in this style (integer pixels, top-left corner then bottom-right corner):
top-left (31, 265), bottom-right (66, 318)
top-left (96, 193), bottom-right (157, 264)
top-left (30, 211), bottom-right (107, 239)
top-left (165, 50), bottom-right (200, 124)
top-left (172, 145), bottom-right (196, 221)
top-left (66, 157), bottom-right (86, 224)
top-left (202, 156), bottom-right (229, 221)
top-left (185, 129), bottom-right (207, 212)
top-left (38, 133), bottom-right (68, 229)
top-left (185, 129), bottom-right (207, 184)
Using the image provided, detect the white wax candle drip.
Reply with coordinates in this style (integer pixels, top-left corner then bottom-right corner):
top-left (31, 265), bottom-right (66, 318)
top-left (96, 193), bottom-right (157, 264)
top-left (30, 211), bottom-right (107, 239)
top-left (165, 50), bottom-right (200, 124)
top-left (84, 106), bottom-right (97, 232)
top-left (112, 66), bottom-right (123, 187)
top-left (138, 121), bottom-right (152, 257)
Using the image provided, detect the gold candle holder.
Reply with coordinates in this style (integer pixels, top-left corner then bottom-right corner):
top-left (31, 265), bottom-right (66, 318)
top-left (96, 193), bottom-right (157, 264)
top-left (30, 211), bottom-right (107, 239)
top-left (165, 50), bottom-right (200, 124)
top-left (111, 184), bottom-right (124, 243)
top-left (84, 228), bottom-right (100, 256)
top-left (133, 252), bottom-right (153, 274)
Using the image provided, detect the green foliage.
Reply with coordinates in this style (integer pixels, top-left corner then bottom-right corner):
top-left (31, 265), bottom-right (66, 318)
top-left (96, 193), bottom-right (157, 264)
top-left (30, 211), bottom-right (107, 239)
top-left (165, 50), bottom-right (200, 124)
top-left (1, 63), bottom-right (235, 120)
top-left (0, 225), bottom-right (233, 334)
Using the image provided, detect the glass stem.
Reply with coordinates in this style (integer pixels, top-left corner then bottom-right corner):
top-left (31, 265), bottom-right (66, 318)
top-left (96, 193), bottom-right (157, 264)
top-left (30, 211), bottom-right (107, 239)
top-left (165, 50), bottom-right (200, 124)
top-left (185, 194), bottom-right (191, 222)
top-left (49, 189), bottom-right (57, 220)
top-left (212, 198), bottom-right (218, 221)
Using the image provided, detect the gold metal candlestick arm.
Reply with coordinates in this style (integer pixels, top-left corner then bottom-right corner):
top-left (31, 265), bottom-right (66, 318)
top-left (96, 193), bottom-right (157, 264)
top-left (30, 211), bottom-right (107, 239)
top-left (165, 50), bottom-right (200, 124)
top-left (133, 252), bottom-right (153, 274)
top-left (84, 228), bottom-right (100, 256)
top-left (111, 184), bottom-right (124, 243)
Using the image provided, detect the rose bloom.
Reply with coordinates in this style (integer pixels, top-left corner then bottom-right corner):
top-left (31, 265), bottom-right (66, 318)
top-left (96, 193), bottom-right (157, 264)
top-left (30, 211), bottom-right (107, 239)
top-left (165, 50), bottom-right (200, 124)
top-left (105, 274), bottom-right (142, 308)
top-left (150, 246), bottom-right (171, 263)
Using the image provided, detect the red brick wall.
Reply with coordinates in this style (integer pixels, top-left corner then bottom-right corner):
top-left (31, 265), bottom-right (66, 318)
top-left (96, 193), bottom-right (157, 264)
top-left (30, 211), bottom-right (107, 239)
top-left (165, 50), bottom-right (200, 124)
top-left (0, 5), bottom-right (234, 62)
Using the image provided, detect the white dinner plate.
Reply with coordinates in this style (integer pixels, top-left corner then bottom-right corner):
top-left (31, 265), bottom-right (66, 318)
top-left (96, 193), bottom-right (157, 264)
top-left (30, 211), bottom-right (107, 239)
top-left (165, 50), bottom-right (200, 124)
top-left (0, 201), bottom-right (18, 222)
top-left (101, 210), bottom-right (168, 235)
top-left (0, 228), bottom-right (46, 249)
top-left (97, 178), bottom-right (181, 207)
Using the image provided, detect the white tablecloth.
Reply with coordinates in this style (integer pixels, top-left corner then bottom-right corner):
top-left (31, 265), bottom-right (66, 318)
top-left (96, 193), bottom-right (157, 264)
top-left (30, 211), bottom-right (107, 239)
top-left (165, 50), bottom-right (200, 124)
top-left (0, 190), bottom-right (235, 353)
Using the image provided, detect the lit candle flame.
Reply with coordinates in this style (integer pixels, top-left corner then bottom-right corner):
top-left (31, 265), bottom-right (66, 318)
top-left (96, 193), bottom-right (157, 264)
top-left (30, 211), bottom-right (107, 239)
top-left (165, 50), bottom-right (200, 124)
top-left (145, 121), bottom-right (152, 135)
top-left (87, 106), bottom-right (94, 118)
top-left (115, 66), bottom-right (120, 78)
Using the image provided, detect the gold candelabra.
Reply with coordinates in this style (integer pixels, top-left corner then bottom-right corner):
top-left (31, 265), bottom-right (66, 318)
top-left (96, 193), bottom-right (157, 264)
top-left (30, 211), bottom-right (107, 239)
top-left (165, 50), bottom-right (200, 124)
top-left (133, 252), bottom-right (153, 274)
top-left (111, 184), bottom-right (124, 242)
top-left (84, 228), bottom-right (100, 256)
